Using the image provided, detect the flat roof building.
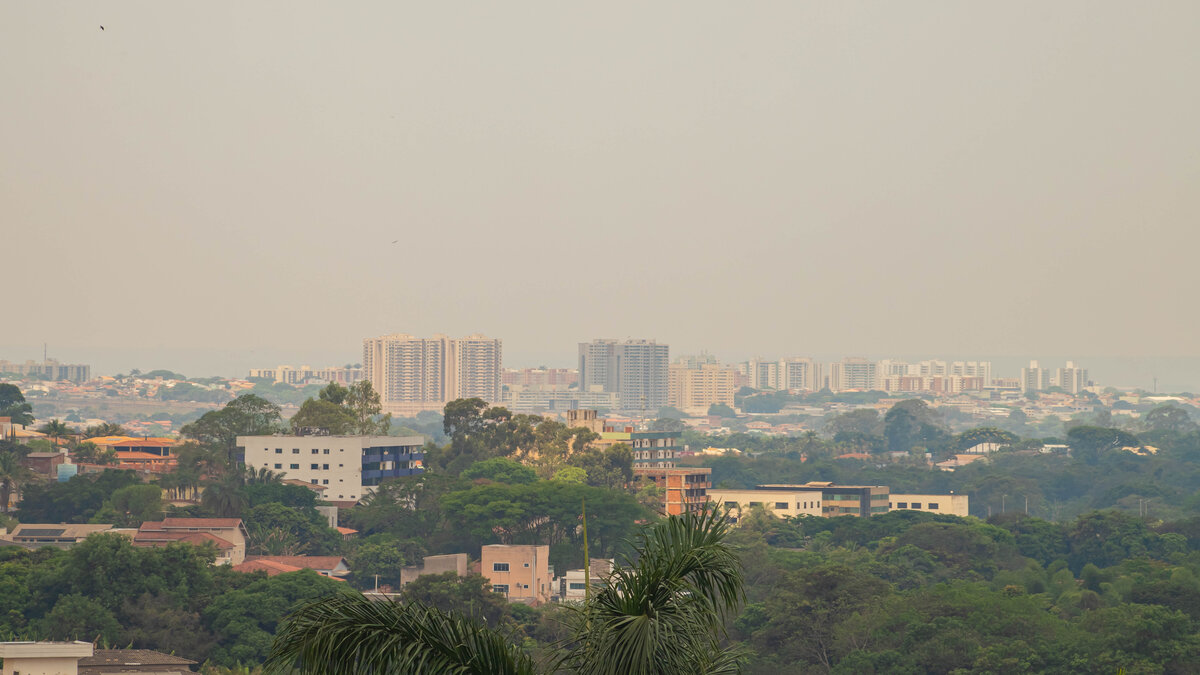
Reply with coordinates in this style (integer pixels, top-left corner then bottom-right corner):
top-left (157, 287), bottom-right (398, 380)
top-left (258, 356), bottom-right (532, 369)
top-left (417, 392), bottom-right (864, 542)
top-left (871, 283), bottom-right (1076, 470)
top-left (481, 544), bottom-right (551, 606)
top-left (239, 434), bottom-right (424, 503)
top-left (890, 493), bottom-right (969, 517)
top-left (708, 488), bottom-right (823, 522)
top-left (757, 482), bottom-right (890, 517)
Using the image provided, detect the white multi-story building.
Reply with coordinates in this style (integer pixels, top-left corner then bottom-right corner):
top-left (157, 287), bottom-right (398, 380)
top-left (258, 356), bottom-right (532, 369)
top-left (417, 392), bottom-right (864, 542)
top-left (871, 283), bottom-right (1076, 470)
top-left (578, 339), bottom-right (669, 413)
top-left (1021, 360), bottom-right (1048, 393)
top-left (779, 357), bottom-right (820, 392)
top-left (1055, 361), bottom-right (1089, 394)
top-left (363, 334), bottom-right (502, 414)
top-left (238, 434), bottom-right (424, 503)
top-left (827, 357), bottom-right (877, 392)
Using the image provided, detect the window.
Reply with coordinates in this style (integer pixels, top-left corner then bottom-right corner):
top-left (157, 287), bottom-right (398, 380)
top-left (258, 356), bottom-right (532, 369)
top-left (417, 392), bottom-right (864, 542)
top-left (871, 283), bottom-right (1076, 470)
top-left (323, 464), bottom-right (329, 470)
top-left (292, 449), bottom-right (300, 454)
top-left (311, 479), bottom-right (318, 484)
top-left (724, 501), bottom-right (737, 508)
top-left (749, 502), bottom-right (762, 507)
top-left (897, 502), bottom-right (908, 509)
top-left (338, 464), bottom-right (343, 468)
top-left (928, 503), bottom-right (939, 510)
top-left (275, 448), bottom-right (282, 454)
top-left (274, 463), bottom-right (282, 469)
top-left (290, 463), bottom-right (299, 469)
top-left (569, 583), bottom-right (586, 590)
top-left (311, 463), bottom-right (319, 470)
top-left (312, 449), bottom-right (319, 454)
top-left (775, 502), bottom-right (788, 510)
top-left (323, 449), bottom-right (330, 454)
top-left (493, 585), bottom-right (509, 594)
top-left (911, 503), bottom-right (922, 509)
top-left (322, 479), bottom-right (329, 484)
top-left (523, 562), bottom-right (529, 567)
top-left (493, 562), bottom-right (509, 572)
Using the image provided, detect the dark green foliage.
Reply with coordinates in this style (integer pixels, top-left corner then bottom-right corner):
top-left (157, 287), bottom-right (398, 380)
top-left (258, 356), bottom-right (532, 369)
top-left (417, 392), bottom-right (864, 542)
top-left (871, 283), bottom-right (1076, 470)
top-left (401, 572), bottom-right (510, 627)
top-left (15, 470), bottom-right (140, 523)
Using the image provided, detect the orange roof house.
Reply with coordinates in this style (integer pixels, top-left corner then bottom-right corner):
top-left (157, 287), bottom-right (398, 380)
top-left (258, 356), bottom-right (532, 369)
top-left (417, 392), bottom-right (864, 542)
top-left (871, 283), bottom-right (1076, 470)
top-left (133, 518), bottom-right (247, 565)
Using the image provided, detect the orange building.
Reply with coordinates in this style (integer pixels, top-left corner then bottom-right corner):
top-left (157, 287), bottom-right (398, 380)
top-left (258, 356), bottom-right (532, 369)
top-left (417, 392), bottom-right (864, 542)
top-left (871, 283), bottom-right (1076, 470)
top-left (481, 544), bottom-right (552, 605)
top-left (634, 467), bottom-right (712, 515)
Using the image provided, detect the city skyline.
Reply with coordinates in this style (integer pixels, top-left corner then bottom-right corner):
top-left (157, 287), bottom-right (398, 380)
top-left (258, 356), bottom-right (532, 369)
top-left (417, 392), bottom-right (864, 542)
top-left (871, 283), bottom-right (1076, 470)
top-left (4, 2), bottom-right (1198, 391)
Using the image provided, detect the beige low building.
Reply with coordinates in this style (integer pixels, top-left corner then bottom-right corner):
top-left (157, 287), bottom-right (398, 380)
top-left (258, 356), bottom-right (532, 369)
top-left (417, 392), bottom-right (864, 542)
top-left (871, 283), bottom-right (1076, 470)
top-left (0, 641), bottom-right (95, 675)
top-left (708, 488), bottom-right (823, 522)
top-left (481, 544), bottom-right (551, 606)
top-left (889, 493), bottom-right (969, 517)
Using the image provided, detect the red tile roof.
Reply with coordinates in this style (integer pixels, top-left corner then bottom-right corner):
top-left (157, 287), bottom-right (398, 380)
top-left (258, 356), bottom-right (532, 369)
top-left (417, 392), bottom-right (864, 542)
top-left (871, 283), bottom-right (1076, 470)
top-left (233, 559), bottom-right (304, 576)
top-left (246, 555), bottom-right (348, 572)
top-left (160, 517), bottom-right (243, 529)
top-left (133, 530), bottom-right (234, 550)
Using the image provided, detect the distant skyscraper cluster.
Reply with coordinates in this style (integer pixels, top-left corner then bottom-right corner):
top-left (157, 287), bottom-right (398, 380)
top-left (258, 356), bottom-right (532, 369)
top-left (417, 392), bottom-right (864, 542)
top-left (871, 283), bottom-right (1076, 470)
top-left (0, 359), bottom-right (90, 383)
top-left (1021, 360), bottom-right (1089, 394)
top-left (248, 364), bottom-right (363, 385)
top-left (362, 334), bottom-right (502, 415)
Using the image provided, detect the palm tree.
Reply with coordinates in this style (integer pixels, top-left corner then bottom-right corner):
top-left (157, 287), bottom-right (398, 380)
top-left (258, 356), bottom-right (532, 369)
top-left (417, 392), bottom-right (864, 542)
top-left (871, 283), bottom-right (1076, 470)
top-left (244, 466), bottom-right (283, 485)
top-left (37, 419), bottom-right (73, 447)
top-left (200, 475), bottom-right (248, 517)
top-left (264, 510), bottom-right (743, 675)
top-left (0, 450), bottom-right (37, 513)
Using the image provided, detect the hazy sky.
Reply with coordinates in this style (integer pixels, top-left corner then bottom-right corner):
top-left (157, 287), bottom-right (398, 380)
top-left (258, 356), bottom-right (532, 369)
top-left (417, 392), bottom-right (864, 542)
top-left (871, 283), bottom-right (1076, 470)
top-left (3, 2), bottom-right (1198, 382)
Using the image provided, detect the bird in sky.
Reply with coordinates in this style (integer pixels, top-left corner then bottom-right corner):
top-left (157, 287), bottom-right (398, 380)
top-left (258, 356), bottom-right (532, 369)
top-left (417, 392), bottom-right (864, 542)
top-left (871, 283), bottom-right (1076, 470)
top-left (100, 25), bottom-right (105, 30)
top-left (392, 240), bottom-right (398, 244)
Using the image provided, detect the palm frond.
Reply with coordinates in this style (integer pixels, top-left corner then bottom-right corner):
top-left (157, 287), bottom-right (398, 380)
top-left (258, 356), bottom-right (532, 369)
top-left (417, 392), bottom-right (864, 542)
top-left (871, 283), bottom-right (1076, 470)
top-left (265, 592), bottom-right (536, 675)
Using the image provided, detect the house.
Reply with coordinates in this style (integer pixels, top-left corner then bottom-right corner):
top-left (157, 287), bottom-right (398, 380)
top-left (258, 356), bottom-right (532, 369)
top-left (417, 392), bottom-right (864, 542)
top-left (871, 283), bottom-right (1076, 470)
top-left (481, 544), bottom-right (551, 605)
top-left (935, 454), bottom-right (989, 472)
top-left (78, 649), bottom-right (197, 674)
top-left (0, 643), bottom-right (196, 675)
top-left (242, 555), bottom-right (350, 577)
top-left (0, 641), bottom-right (96, 675)
top-left (558, 559), bottom-right (615, 602)
top-left (231, 558), bottom-right (306, 576)
top-left (133, 518), bottom-right (248, 565)
top-left (2, 523), bottom-right (121, 549)
top-left (20, 451), bottom-right (65, 478)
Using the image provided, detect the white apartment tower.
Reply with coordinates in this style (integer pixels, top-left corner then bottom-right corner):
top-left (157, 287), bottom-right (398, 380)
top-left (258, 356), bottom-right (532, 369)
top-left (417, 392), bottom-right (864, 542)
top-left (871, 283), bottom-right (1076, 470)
top-left (363, 333), bottom-right (502, 414)
top-left (1056, 361), bottom-right (1089, 394)
top-left (827, 357), bottom-right (877, 392)
top-left (578, 339), bottom-right (669, 413)
top-left (1020, 360), bottom-right (1048, 393)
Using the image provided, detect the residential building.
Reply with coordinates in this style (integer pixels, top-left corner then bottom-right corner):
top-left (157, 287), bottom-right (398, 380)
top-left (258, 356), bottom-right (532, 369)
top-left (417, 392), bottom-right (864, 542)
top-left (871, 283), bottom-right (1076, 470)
top-left (0, 358), bottom-right (91, 382)
top-left (363, 333), bottom-right (502, 415)
top-left (1021, 360), bottom-right (1048, 393)
top-left (668, 363), bottom-right (737, 414)
top-left (826, 358), bottom-right (877, 392)
top-left (21, 452), bottom-right (65, 478)
top-left (1056, 361), bottom-right (1089, 394)
top-left (558, 559), bottom-right (615, 602)
top-left (133, 518), bottom-right (249, 565)
top-left (634, 467), bottom-right (712, 515)
top-left (242, 555), bottom-right (350, 577)
top-left (707, 488), bottom-right (823, 522)
top-left (501, 387), bottom-right (619, 414)
top-left (594, 424), bottom-right (679, 470)
top-left (248, 365), bottom-right (363, 385)
top-left (577, 339), bottom-right (669, 413)
top-left (0, 641), bottom-right (96, 675)
top-left (481, 544), bottom-right (552, 605)
top-left (757, 482), bottom-right (889, 517)
top-left (2, 524), bottom-right (120, 549)
top-left (741, 359), bottom-right (781, 390)
top-left (890, 493), bottom-right (970, 517)
top-left (502, 368), bottom-right (578, 387)
top-left (399, 553), bottom-right (469, 587)
top-left (78, 650), bottom-right (197, 675)
top-left (238, 434), bottom-right (424, 503)
top-left (780, 357), bottom-right (821, 392)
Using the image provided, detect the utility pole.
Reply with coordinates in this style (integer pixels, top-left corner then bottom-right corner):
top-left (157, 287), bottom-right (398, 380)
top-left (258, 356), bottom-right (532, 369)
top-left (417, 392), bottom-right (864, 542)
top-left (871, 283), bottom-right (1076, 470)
top-left (582, 499), bottom-right (590, 605)
top-left (374, 574), bottom-right (379, 593)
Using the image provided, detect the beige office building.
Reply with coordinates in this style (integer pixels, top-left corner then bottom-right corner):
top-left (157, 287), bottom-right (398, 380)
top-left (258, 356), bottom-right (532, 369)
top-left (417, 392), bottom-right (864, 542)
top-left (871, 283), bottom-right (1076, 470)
top-left (708, 488), bottom-right (823, 522)
top-left (668, 364), bottom-right (737, 414)
top-left (363, 333), bottom-right (502, 415)
top-left (889, 493), bottom-right (969, 517)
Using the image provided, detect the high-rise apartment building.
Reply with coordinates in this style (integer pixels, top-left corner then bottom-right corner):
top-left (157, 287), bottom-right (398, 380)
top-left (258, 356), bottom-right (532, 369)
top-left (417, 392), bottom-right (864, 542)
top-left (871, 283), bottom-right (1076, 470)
top-left (0, 359), bottom-right (91, 383)
top-left (1055, 361), bottom-right (1089, 394)
top-left (578, 339), bottom-right (669, 413)
top-left (780, 357), bottom-right (820, 391)
top-left (363, 334), bottom-right (502, 414)
top-left (827, 357), bottom-right (877, 392)
top-left (668, 363), bottom-right (737, 414)
top-left (1020, 360), bottom-right (1047, 394)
